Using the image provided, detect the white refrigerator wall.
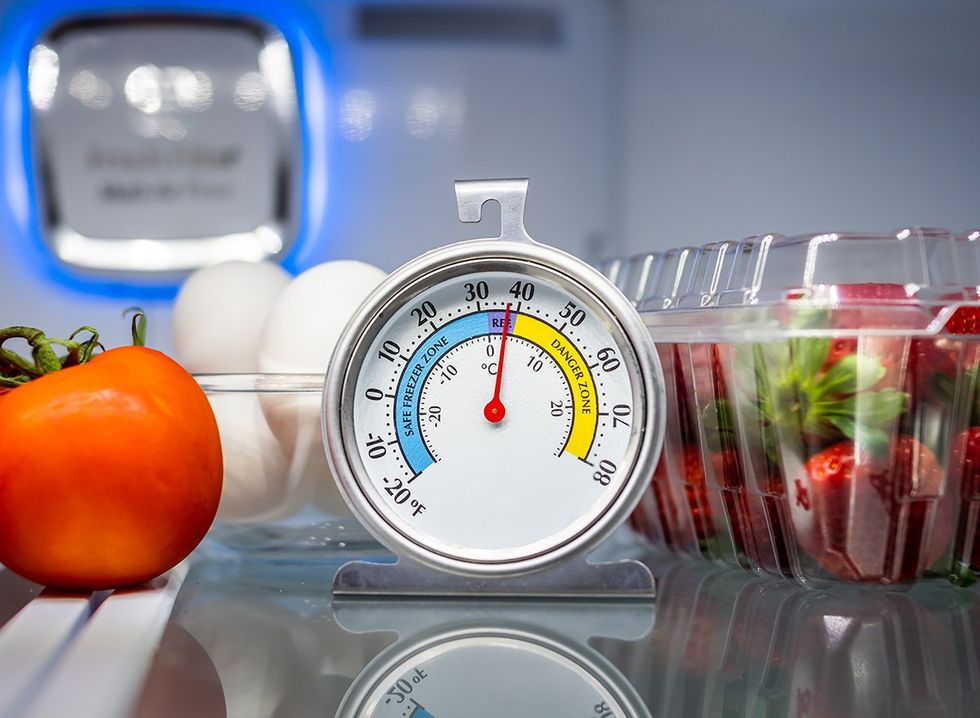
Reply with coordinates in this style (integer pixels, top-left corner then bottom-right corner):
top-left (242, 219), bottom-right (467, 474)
top-left (617, 0), bottom-right (980, 254)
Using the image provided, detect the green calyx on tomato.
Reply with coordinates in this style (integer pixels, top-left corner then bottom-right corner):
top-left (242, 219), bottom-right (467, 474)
top-left (0, 308), bottom-right (146, 389)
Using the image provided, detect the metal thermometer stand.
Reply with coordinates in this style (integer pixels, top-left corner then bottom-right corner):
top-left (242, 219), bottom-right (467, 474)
top-left (332, 179), bottom-right (655, 600)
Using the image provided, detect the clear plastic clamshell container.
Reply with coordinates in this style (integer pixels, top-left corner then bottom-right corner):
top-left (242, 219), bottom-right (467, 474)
top-left (603, 228), bottom-right (980, 587)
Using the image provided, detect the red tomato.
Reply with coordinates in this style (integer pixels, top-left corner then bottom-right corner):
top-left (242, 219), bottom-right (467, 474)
top-left (0, 346), bottom-right (222, 589)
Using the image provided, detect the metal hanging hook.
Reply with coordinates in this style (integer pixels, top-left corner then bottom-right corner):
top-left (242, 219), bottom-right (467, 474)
top-left (454, 178), bottom-right (535, 243)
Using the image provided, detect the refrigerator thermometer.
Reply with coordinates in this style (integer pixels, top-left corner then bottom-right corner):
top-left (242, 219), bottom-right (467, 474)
top-left (323, 180), bottom-right (664, 579)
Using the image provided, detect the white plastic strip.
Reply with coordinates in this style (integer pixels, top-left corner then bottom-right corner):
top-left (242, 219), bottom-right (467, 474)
top-left (0, 591), bottom-right (100, 718)
top-left (20, 564), bottom-right (187, 718)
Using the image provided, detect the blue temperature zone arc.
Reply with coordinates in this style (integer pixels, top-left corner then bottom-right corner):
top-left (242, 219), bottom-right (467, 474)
top-left (409, 707), bottom-right (436, 718)
top-left (395, 311), bottom-right (513, 475)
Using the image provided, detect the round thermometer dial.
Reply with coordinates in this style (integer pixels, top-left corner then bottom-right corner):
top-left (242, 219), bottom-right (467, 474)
top-left (324, 240), bottom-right (663, 576)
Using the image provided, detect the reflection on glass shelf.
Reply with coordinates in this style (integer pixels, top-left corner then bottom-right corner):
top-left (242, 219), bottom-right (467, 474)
top-left (134, 561), bottom-right (393, 718)
top-left (132, 554), bottom-right (980, 717)
top-left (596, 555), bottom-right (980, 718)
top-left (331, 592), bottom-right (653, 716)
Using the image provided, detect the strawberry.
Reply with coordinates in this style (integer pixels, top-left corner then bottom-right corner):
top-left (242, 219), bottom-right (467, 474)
top-left (630, 452), bottom-right (679, 548)
top-left (816, 283), bottom-right (956, 383)
top-left (681, 446), bottom-right (712, 540)
top-left (943, 306), bottom-right (980, 335)
top-left (633, 440), bottom-right (744, 559)
top-left (642, 445), bottom-right (715, 548)
top-left (830, 282), bottom-right (916, 303)
top-left (691, 343), bottom-right (762, 567)
top-left (736, 469), bottom-right (798, 577)
top-left (951, 427), bottom-right (980, 488)
top-left (821, 337), bottom-right (857, 371)
top-left (790, 437), bottom-right (955, 582)
top-left (633, 344), bottom-right (724, 556)
top-left (731, 282), bottom-right (967, 583)
top-left (951, 427), bottom-right (980, 572)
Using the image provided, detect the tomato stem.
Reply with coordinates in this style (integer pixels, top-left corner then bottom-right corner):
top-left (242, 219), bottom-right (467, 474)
top-left (0, 324), bottom-right (105, 388)
top-left (124, 308), bottom-right (146, 347)
top-left (0, 312), bottom-right (147, 388)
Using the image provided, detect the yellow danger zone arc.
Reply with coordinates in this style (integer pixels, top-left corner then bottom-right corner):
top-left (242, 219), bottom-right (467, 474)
top-left (512, 313), bottom-right (598, 459)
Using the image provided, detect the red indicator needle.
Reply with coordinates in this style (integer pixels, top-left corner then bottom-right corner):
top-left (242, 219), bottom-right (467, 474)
top-left (484, 302), bottom-right (511, 423)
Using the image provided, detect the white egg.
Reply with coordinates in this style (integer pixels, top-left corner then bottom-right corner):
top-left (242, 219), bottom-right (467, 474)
top-left (258, 260), bottom-right (388, 374)
top-left (173, 260), bottom-right (291, 372)
top-left (209, 393), bottom-right (312, 523)
top-left (258, 261), bottom-right (388, 516)
top-left (259, 391), bottom-right (345, 515)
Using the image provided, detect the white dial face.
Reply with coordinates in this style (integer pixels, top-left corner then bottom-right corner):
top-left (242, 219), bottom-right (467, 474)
top-left (346, 263), bottom-right (645, 566)
top-left (360, 635), bottom-right (631, 717)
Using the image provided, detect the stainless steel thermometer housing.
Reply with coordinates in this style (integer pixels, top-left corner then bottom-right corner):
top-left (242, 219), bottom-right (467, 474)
top-left (322, 180), bottom-right (665, 578)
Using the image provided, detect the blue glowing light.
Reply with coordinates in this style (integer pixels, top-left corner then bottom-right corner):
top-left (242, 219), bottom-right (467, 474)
top-left (0, 0), bottom-right (331, 298)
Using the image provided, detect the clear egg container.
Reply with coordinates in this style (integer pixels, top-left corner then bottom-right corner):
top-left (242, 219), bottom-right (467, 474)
top-left (195, 374), bottom-right (383, 561)
top-left (602, 228), bottom-right (980, 587)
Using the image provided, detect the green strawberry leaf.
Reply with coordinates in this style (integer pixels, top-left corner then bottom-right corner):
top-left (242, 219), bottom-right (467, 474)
top-left (808, 398), bottom-right (856, 425)
top-left (966, 365), bottom-right (980, 386)
top-left (824, 415), bottom-right (889, 456)
top-left (810, 354), bottom-right (857, 398)
top-left (859, 426), bottom-right (891, 457)
top-left (930, 373), bottom-right (956, 407)
top-left (788, 307), bottom-right (833, 330)
top-left (960, 366), bottom-right (980, 426)
top-left (811, 391), bottom-right (907, 424)
top-left (734, 343), bottom-right (757, 384)
top-left (948, 560), bottom-right (978, 587)
top-left (856, 389), bottom-right (908, 424)
top-left (826, 413), bottom-right (856, 439)
top-left (760, 420), bottom-right (782, 467)
top-left (850, 354), bottom-right (888, 393)
top-left (702, 398), bottom-right (737, 452)
top-left (789, 337), bottom-right (830, 388)
top-left (811, 353), bottom-right (886, 400)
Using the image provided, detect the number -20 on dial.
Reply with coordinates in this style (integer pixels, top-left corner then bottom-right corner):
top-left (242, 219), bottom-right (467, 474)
top-left (324, 239), bottom-right (664, 577)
